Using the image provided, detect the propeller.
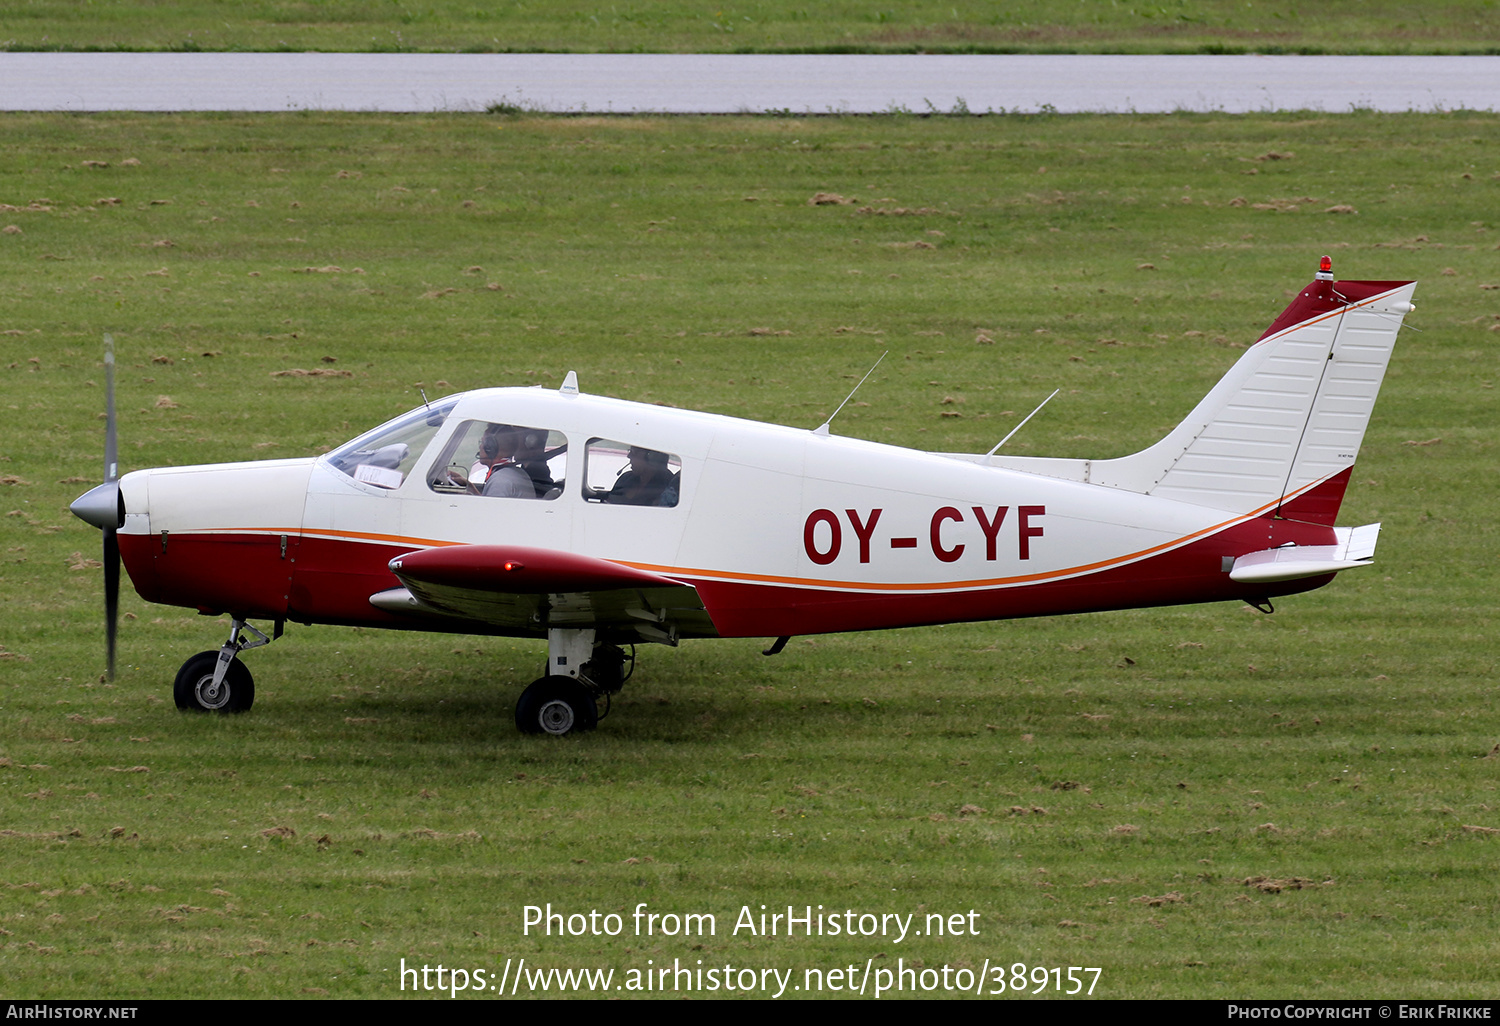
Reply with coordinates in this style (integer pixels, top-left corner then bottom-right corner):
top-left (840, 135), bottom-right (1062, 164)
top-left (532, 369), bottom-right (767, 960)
top-left (69, 334), bottom-right (121, 679)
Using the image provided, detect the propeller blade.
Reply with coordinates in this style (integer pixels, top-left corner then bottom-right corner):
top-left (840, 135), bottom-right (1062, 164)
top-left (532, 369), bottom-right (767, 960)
top-left (68, 335), bottom-right (125, 679)
top-left (103, 333), bottom-right (118, 679)
top-left (104, 334), bottom-right (117, 485)
top-left (104, 527), bottom-right (119, 680)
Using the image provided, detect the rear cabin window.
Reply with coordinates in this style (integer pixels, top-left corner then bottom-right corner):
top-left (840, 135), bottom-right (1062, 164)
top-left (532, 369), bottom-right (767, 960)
top-left (428, 420), bottom-right (567, 500)
top-left (583, 439), bottom-right (681, 508)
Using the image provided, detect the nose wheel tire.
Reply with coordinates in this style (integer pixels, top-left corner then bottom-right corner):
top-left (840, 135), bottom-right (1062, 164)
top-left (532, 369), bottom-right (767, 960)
top-left (515, 675), bottom-right (598, 736)
top-left (173, 650), bottom-right (255, 713)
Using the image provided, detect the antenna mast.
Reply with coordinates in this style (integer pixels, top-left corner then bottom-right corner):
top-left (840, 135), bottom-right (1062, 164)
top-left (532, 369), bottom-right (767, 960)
top-left (815, 352), bottom-right (887, 436)
top-left (985, 389), bottom-right (1060, 462)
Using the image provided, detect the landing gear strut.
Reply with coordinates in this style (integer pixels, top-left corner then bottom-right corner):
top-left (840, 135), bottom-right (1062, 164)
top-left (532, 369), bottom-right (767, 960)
top-left (514, 629), bottom-right (633, 735)
top-left (173, 618), bottom-right (273, 713)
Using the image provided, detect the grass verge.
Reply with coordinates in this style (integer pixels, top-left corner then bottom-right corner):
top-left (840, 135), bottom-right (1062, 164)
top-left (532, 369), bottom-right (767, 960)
top-left (1, 2), bottom-right (1499, 54)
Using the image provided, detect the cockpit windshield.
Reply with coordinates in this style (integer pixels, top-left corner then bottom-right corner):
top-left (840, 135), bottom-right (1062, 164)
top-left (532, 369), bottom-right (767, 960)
top-left (325, 398), bottom-right (458, 489)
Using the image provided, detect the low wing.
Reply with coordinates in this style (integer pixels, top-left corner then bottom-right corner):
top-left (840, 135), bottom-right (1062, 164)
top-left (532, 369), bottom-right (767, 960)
top-left (372, 544), bottom-right (716, 644)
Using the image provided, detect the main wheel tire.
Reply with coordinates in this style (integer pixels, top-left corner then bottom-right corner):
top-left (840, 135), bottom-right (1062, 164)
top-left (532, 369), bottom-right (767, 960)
top-left (173, 650), bottom-right (255, 713)
top-left (515, 675), bottom-right (598, 736)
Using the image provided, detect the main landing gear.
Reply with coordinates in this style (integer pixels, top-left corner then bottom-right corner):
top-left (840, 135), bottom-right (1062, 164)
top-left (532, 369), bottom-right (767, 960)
top-left (169, 621), bottom-right (629, 734)
top-left (515, 629), bottom-right (632, 736)
top-left (173, 618), bottom-right (274, 713)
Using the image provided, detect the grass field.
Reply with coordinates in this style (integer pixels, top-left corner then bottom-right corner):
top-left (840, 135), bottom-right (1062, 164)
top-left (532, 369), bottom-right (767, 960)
top-left (1, 111), bottom-right (1498, 999)
top-left (2, 1), bottom-right (1500, 54)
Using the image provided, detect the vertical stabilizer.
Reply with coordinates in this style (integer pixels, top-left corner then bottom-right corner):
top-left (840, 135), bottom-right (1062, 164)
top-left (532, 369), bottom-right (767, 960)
top-left (1088, 264), bottom-right (1416, 519)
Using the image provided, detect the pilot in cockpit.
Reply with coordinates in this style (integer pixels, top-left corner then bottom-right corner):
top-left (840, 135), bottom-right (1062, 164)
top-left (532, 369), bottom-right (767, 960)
top-left (466, 423), bottom-right (507, 488)
top-left (478, 425), bottom-right (536, 499)
top-left (445, 423), bottom-right (509, 493)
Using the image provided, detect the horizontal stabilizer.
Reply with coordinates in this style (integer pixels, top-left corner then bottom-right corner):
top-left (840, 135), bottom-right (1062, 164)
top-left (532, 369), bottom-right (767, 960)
top-left (1230, 523), bottom-right (1380, 585)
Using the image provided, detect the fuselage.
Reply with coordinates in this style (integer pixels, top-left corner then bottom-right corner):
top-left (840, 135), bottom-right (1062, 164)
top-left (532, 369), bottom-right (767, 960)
top-left (115, 385), bottom-right (1339, 640)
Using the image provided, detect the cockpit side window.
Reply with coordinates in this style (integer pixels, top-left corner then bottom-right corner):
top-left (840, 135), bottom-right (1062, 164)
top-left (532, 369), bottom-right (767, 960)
top-left (326, 399), bottom-right (457, 490)
top-left (583, 438), bottom-right (681, 508)
top-left (428, 420), bottom-right (567, 500)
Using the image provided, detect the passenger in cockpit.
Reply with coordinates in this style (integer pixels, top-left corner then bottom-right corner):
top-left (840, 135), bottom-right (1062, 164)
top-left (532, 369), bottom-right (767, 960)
top-left (606, 446), bottom-right (678, 507)
top-left (514, 428), bottom-right (557, 498)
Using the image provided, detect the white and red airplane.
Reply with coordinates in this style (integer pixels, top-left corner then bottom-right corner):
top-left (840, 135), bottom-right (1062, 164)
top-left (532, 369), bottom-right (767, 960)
top-left (71, 258), bottom-right (1416, 735)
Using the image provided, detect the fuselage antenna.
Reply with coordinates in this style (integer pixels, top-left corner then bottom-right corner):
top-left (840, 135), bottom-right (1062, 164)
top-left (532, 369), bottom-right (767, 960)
top-left (814, 351), bottom-right (887, 436)
top-left (985, 388), bottom-right (1060, 462)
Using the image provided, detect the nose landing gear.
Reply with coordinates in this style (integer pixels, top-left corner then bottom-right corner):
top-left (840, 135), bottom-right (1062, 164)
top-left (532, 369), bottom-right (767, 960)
top-left (173, 618), bottom-right (274, 714)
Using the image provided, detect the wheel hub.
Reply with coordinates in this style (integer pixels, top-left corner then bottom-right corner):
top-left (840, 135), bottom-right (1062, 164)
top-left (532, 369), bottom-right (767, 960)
top-left (537, 698), bottom-right (575, 734)
top-left (195, 675), bottom-right (230, 710)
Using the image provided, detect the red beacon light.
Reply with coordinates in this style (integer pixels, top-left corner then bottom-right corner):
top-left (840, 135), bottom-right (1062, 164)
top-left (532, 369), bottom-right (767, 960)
top-left (1315, 255), bottom-right (1334, 281)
